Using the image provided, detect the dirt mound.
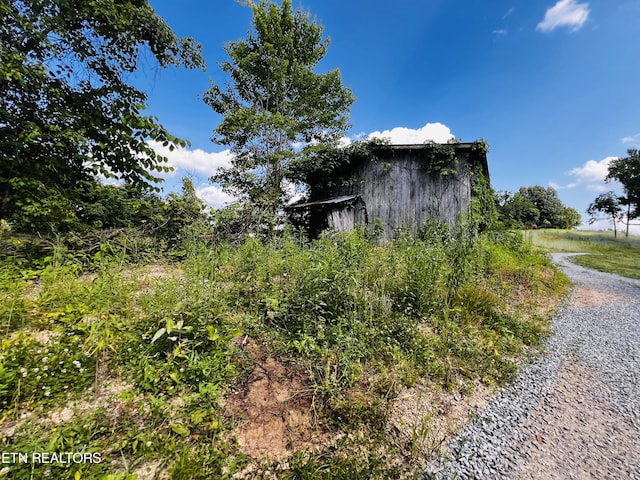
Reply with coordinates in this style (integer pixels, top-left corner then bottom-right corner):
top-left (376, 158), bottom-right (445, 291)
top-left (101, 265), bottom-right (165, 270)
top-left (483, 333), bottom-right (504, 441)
top-left (225, 337), bottom-right (329, 463)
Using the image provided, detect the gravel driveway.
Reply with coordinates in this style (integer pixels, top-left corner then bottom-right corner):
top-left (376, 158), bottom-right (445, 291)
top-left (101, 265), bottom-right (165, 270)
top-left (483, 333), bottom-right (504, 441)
top-left (424, 253), bottom-right (640, 479)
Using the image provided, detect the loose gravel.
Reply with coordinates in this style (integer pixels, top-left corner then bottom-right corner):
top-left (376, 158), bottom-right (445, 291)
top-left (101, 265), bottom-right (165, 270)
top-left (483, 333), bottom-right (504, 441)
top-left (423, 253), bottom-right (640, 479)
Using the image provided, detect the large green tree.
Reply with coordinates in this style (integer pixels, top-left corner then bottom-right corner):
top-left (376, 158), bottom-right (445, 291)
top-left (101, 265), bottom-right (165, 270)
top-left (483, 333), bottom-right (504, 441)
top-left (203, 0), bottom-right (354, 225)
top-left (606, 149), bottom-right (640, 236)
top-left (0, 0), bottom-right (204, 232)
top-left (496, 186), bottom-right (580, 229)
top-left (495, 190), bottom-right (540, 229)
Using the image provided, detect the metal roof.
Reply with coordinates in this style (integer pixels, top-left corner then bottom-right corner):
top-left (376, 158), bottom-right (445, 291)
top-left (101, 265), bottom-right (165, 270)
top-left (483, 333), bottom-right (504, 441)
top-left (286, 195), bottom-right (360, 209)
top-left (370, 143), bottom-right (477, 151)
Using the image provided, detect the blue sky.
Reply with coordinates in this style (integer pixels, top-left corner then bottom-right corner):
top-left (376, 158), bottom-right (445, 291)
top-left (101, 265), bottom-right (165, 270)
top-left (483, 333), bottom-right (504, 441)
top-left (138, 0), bottom-right (640, 230)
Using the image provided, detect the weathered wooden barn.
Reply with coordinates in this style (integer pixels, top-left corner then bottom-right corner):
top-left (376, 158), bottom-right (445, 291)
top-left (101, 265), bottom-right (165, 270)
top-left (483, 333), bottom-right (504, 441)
top-left (287, 141), bottom-right (490, 241)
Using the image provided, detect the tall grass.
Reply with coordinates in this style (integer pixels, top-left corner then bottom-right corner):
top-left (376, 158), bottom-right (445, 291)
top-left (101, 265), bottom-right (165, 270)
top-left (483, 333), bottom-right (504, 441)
top-left (0, 226), bottom-right (568, 479)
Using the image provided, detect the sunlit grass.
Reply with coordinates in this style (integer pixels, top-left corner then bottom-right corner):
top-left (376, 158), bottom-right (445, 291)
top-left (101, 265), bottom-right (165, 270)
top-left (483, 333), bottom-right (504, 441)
top-left (524, 229), bottom-right (640, 279)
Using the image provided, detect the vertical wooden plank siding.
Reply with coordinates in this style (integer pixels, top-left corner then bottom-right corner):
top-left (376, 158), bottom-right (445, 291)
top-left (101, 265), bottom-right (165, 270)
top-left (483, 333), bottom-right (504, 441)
top-left (323, 148), bottom-right (475, 241)
top-left (296, 144), bottom-right (488, 241)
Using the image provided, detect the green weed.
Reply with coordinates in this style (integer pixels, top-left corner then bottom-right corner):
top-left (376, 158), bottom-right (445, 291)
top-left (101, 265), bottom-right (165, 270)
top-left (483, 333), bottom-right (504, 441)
top-left (0, 225), bottom-right (568, 478)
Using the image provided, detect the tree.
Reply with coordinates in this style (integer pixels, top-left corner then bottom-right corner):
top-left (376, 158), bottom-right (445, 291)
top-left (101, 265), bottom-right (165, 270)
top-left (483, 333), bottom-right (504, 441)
top-left (495, 190), bottom-right (540, 229)
top-left (586, 192), bottom-right (624, 237)
top-left (606, 149), bottom-right (640, 237)
top-left (0, 0), bottom-right (204, 232)
top-left (160, 178), bottom-right (209, 246)
top-left (203, 0), bottom-right (354, 227)
top-left (518, 186), bottom-right (565, 228)
top-left (559, 206), bottom-right (582, 230)
top-left (495, 186), bottom-right (580, 230)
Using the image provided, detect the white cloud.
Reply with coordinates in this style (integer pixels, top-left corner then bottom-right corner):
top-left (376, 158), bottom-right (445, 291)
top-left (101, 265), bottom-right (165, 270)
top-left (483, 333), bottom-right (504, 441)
top-left (493, 29), bottom-right (508, 36)
top-left (367, 122), bottom-right (455, 144)
top-left (566, 156), bottom-right (619, 191)
top-left (338, 136), bottom-right (353, 148)
top-left (195, 185), bottom-right (236, 209)
top-left (147, 140), bottom-right (233, 178)
top-left (621, 132), bottom-right (640, 146)
top-left (536, 0), bottom-right (590, 33)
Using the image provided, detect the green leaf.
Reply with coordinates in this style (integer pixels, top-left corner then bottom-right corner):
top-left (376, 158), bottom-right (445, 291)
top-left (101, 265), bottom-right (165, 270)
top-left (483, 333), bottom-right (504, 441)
top-left (170, 423), bottom-right (190, 437)
top-left (166, 317), bottom-right (175, 333)
top-left (207, 325), bottom-right (220, 342)
top-left (150, 328), bottom-right (166, 344)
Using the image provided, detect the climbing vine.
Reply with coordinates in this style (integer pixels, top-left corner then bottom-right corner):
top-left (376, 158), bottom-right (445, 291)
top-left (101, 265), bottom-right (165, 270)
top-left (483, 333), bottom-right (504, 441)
top-left (288, 138), bottom-right (495, 231)
top-left (421, 141), bottom-right (459, 176)
top-left (467, 140), bottom-right (496, 231)
top-left (288, 139), bottom-right (387, 193)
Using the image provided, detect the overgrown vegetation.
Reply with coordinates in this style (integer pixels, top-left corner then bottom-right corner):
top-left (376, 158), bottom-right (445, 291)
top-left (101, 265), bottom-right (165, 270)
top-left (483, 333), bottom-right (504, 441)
top-left (0, 224), bottom-right (568, 479)
top-left (0, 0), bottom-right (204, 233)
top-left (525, 229), bottom-right (640, 280)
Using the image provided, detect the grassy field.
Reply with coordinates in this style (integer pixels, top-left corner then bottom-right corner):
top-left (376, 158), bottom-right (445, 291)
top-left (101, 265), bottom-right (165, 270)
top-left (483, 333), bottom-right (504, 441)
top-left (524, 229), bottom-right (640, 280)
top-left (0, 228), bottom-right (568, 479)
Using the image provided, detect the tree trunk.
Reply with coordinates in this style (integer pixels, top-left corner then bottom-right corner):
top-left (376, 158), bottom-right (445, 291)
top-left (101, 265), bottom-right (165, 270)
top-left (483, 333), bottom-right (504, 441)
top-left (626, 202), bottom-right (630, 238)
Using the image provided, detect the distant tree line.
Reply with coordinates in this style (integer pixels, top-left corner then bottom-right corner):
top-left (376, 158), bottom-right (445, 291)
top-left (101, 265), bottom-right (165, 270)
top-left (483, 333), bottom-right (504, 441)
top-left (494, 185), bottom-right (581, 230)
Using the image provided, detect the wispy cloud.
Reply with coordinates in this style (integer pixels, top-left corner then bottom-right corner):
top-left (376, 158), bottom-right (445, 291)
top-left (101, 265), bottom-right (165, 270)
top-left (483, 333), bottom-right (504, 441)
top-left (493, 29), bottom-right (508, 37)
top-left (502, 8), bottom-right (515, 20)
top-left (564, 156), bottom-right (619, 192)
top-left (621, 132), bottom-right (640, 146)
top-left (194, 185), bottom-right (236, 209)
top-left (536, 0), bottom-right (590, 33)
top-left (147, 140), bottom-right (236, 207)
top-left (367, 122), bottom-right (455, 144)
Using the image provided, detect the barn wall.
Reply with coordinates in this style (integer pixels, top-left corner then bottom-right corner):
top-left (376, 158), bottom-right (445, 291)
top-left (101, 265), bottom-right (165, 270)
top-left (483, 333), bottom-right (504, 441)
top-left (325, 199), bottom-right (367, 234)
top-left (326, 149), bottom-right (474, 241)
top-left (327, 206), bottom-right (355, 232)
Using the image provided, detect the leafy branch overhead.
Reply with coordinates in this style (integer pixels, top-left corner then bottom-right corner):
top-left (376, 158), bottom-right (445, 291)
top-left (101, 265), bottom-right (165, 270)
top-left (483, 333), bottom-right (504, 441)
top-left (204, 0), bottom-right (355, 216)
top-left (0, 0), bottom-right (204, 232)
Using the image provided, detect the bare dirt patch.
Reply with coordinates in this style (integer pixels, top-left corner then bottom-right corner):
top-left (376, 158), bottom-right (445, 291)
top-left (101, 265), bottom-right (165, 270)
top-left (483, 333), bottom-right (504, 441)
top-left (388, 381), bottom-right (494, 467)
top-left (569, 287), bottom-right (624, 309)
top-left (224, 337), bottom-right (330, 463)
top-left (131, 459), bottom-right (168, 480)
top-left (9, 328), bottom-right (60, 345)
top-left (0, 378), bottom-right (133, 439)
top-left (121, 263), bottom-right (184, 295)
